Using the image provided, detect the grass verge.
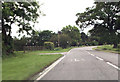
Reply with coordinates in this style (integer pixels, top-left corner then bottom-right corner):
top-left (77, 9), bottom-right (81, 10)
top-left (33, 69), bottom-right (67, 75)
top-left (93, 45), bottom-right (120, 54)
top-left (25, 46), bottom-right (78, 53)
top-left (2, 51), bottom-right (62, 80)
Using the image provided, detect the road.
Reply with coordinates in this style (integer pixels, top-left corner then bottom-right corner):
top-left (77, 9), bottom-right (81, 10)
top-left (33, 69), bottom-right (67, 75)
top-left (37, 46), bottom-right (119, 80)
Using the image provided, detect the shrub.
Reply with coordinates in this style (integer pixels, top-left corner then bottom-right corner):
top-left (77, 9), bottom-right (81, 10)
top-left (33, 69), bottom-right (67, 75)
top-left (103, 48), bottom-right (107, 50)
top-left (118, 44), bottom-right (120, 48)
top-left (54, 47), bottom-right (62, 51)
top-left (44, 42), bottom-right (54, 50)
top-left (71, 40), bottom-right (78, 46)
top-left (50, 35), bottom-right (58, 47)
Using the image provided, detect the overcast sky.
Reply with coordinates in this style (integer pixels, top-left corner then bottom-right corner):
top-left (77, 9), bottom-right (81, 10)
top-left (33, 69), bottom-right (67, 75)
top-left (11, 0), bottom-right (95, 38)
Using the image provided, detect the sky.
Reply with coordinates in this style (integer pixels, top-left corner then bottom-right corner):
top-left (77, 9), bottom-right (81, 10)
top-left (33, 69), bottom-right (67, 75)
top-left (11, 0), bottom-right (95, 38)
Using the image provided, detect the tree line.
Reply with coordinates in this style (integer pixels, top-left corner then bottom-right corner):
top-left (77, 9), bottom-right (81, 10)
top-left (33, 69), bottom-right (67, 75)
top-left (14, 25), bottom-right (81, 50)
top-left (14, 24), bottom-right (101, 51)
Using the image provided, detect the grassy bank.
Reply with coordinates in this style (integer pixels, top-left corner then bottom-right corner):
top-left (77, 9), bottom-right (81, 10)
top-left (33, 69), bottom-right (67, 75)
top-left (2, 51), bottom-right (62, 80)
top-left (24, 46), bottom-right (78, 53)
top-left (93, 45), bottom-right (120, 54)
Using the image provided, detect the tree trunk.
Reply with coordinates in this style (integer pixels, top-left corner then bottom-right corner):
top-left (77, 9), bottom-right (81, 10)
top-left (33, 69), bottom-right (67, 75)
top-left (113, 43), bottom-right (118, 48)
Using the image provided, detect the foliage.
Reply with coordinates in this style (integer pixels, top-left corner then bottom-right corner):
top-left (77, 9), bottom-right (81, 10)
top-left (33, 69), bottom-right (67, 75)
top-left (76, 2), bottom-right (120, 48)
top-left (2, 36), bottom-right (14, 55)
top-left (91, 41), bottom-right (99, 46)
top-left (44, 42), bottom-right (54, 50)
top-left (2, 1), bottom-right (40, 55)
top-left (61, 25), bottom-right (81, 46)
top-left (59, 34), bottom-right (71, 48)
top-left (13, 36), bottom-right (27, 51)
top-left (50, 35), bottom-right (58, 47)
top-left (28, 30), bottom-right (55, 46)
top-left (54, 47), bottom-right (62, 51)
top-left (118, 44), bottom-right (120, 48)
top-left (81, 32), bottom-right (88, 42)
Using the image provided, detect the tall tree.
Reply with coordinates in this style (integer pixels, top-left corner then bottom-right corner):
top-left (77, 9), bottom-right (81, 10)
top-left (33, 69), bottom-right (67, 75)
top-left (2, 1), bottom-right (40, 55)
top-left (50, 34), bottom-right (58, 47)
top-left (76, 2), bottom-right (120, 48)
top-left (61, 25), bottom-right (81, 46)
top-left (59, 34), bottom-right (71, 48)
top-left (81, 32), bottom-right (88, 42)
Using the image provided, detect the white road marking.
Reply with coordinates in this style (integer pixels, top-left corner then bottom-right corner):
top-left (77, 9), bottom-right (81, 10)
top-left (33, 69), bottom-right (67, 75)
top-left (36, 55), bottom-right (65, 80)
top-left (106, 62), bottom-right (120, 70)
top-left (71, 58), bottom-right (85, 62)
top-left (75, 59), bottom-right (76, 61)
top-left (96, 57), bottom-right (103, 61)
top-left (90, 54), bottom-right (95, 56)
top-left (74, 59), bottom-right (80, 62)
top-left (67, 49), bottom-right (72, 54)
top-left (86, 51), bottom-right (120, 71)
top-left (87, 52), bottom-right (91, 54)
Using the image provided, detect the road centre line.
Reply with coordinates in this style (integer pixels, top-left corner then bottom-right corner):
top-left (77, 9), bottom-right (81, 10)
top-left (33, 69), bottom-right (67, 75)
top-left (75, 59), bottom-right (80, 62)
top-left (87, 52), bottom-right (91, 54)
top-left (90, 54), bottom-right (95, 56)
top-left (86, 51), bottom-right (120, 71)
top-left (96, 56), bottom-right (103, 61)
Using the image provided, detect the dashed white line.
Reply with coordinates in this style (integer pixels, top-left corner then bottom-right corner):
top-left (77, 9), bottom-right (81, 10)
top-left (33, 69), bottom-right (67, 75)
top-left (88, 52), bottom-right (91, 54)
top-left (90, 54), bottom-right (95, 56)
top-left (74, 59), bottom-right (80, 62)
top-left (96, 57), bottom-right (103, 61)
top-left (86, 51), bottom-right (95, 56)
top-left (106, 62), bottom-right (120, 70)
top-left (87, 51), bottom-right (120, 71)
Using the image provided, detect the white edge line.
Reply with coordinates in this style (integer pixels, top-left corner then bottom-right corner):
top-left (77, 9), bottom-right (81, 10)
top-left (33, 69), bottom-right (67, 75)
top-left (36, 55), bottom-right (65, 80)
top-left (67, 49), bottom-right (71, 54)
top-left (88, 52), bottom-right (90, 54)
top-left (106, 62), bottom-right (120, 70)
top-left (74, 59), bottom-right (77, 61)
top-left (96, 57), bottom-right (103, 61)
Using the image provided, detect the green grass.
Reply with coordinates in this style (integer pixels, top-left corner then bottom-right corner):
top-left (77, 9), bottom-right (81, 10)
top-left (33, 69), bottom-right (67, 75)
top-left (2, 51), bottom-right (62, 80)
top-left (93, 45), bottom-right (120, 54)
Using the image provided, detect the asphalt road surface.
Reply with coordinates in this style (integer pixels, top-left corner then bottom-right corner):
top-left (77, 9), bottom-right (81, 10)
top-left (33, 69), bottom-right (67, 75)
top-left (39, 46), bottom-right (119, 80)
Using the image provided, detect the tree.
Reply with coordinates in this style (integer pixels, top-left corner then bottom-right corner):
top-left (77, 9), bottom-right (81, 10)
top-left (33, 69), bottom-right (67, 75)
top-left (2, 1), bottom-right (40, 55)
top-left (61, 25), bottom-right (81, 46)
top-left (26, 30), bottom-right (55, 46)
top-left (13, 36), bottom-right (27, 51)
top-left (88, 25), bottom-right (110, 45)
top-left (81, 32), bottom-right (88, 44)
top-left (50, 35), bottom-right (58, 47)
top-left (76, 2), bottom-right (120, 48)
top-left (59, 34), bottom-right (71, 48)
